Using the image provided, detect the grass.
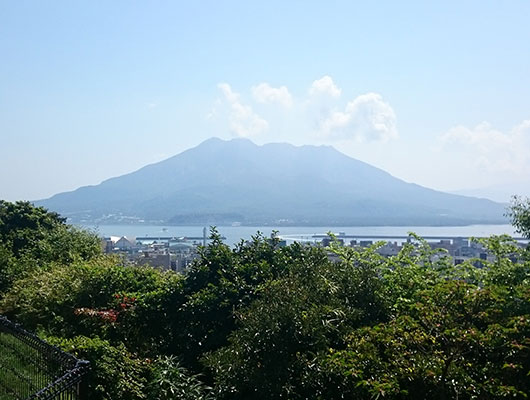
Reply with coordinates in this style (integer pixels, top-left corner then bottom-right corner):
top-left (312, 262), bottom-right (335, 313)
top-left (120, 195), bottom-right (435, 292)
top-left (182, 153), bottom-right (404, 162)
top-left (0, 331), bottom-right (56, 399)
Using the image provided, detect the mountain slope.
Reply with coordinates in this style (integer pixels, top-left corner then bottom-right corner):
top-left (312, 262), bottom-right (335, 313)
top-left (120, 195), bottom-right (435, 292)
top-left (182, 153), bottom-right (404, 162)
top-left (35, 138), bottom-right (507, 225)
top-left (451, 181), bottom-right (530, 203)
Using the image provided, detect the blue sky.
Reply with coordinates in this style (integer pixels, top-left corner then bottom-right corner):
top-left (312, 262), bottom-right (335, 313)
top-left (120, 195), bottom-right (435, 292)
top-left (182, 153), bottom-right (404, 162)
top-left (1, 1), bottom-right (529, 201)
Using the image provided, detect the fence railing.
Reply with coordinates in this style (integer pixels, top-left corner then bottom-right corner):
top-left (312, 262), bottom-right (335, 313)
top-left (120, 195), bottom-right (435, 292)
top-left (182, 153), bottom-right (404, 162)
top-left (0, 316), bottom-right (89, 400)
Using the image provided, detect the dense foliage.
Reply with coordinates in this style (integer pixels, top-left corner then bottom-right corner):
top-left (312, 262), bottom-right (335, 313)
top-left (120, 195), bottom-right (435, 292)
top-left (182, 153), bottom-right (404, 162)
top-left (0, 201), bottom-right (529, 399)
top-left (0, 200), bottom-right (101, 294)
top-left (507, 195), bottom-right (530, 238)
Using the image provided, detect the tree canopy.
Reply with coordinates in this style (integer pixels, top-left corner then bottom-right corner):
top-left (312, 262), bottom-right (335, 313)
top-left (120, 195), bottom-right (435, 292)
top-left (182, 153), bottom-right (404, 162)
top-left (0, 201), bottom-right (101, 294)
top-left (507, 195), bottom-right (530, 239)
top-left (0, 201), bottom-right (529, 399)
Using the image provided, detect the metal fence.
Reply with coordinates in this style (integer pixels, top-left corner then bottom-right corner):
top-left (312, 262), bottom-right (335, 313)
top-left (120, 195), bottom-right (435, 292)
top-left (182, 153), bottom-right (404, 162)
top-left (0, 316), bottom-right (89, 400)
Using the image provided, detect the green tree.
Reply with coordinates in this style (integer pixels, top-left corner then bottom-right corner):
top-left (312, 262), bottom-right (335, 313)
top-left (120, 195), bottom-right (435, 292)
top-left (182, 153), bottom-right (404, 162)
top-left (205, 235), bottom-right (530, 400)
top-left (506, 195), bottom-right (530, 238)
top-left (0, 200), bottom-right (101, 294)
top-left (322, 280), bottom-right (530, 399)
top-left (171, 230), bottom-right (285, 369)
top-left (204, 240), bottom-right (395, 399)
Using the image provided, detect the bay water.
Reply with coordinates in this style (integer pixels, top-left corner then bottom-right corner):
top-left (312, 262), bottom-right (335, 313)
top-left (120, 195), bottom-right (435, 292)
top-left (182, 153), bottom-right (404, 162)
top-left (79, 224), bottom-right (517, 247)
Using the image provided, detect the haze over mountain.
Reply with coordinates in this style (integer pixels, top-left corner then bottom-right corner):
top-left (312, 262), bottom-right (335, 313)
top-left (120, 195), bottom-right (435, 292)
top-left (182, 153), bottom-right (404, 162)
top-left (451, 181), bottom-right (530, 204)
top-left (35, 138), bottom-right (507, 226)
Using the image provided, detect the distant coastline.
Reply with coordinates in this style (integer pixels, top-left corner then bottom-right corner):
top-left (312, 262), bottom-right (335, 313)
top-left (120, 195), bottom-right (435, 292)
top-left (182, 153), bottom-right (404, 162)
top-left (79, 223), bottom-right (517, 247)
top-left (76, 220), bottom-right (510, 227)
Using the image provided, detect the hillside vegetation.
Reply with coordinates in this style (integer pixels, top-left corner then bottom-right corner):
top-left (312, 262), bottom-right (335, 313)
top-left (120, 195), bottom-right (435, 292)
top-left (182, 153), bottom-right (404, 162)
top-left (0, 200), bottom-right (529, 400)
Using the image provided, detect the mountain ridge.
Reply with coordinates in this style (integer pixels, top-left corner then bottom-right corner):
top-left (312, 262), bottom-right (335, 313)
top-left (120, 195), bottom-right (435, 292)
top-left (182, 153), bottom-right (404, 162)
top-left (35, 138), bottom-right (508, 226)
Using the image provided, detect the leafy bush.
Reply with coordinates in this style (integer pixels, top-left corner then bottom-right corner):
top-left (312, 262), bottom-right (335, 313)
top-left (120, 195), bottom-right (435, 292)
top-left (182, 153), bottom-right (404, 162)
top-left (0, 258), bottom-right (184, 354)
top-left (47, 335), bottom-right (149, 400)
top-left (148, 356), bottom-right (213, 400)
top-left (0, 201), bottom-right (101, 294)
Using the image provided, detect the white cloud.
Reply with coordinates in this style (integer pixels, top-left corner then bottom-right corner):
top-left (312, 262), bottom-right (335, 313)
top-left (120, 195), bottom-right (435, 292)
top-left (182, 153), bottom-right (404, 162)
top-left (252, 83), bottom-right (292, 107)
top-left (319, 93), bottom-right (398, 142)
top-left (211, 77), bottom-right (398, 144)
top-left (218, 83), bottom-right (240, 103)
top-left (309, 75), bottom-right (342, 97)
top-left (440, 120), bottom-right (530, 175)
top-left (217, 83), bottom-right (268, 137)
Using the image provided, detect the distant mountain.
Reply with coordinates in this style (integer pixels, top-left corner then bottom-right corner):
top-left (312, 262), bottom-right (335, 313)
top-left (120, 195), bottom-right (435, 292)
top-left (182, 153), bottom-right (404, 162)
top-left (35, 138), bottom-right (508, 226)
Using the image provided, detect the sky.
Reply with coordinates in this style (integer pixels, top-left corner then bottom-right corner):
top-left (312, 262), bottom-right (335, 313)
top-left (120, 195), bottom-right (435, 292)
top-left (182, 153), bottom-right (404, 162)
top-left (1, 1), bottom-right (529, 202)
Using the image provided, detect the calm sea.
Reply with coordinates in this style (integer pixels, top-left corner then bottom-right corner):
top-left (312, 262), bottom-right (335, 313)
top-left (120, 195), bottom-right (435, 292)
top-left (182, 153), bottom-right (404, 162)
top-left (78, 224), bottom-right (517, 246)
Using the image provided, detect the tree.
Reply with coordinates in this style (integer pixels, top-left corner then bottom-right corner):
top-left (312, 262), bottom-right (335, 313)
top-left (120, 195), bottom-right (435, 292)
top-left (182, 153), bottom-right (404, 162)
top-left (506, 195), bottom-right (530, 238)
top-left (205, 236), bottom-right (530, 400)
top-left (0, 201), bottom-right (101, 294)
top-left (170, 230), bottom-right (286, 369)
top-left (322, 279), bottom-right (530, 399)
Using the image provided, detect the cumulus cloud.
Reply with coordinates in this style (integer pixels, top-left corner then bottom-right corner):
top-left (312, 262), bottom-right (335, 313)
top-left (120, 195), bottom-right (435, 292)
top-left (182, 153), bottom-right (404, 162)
top-left (252, 83), bottom-right (292, 107)
top-left (440, 120), bottom-right (530, 174)
top-left (217, 83), bottom-right (268, 137)
top-left (319, 93), bottom-right (398, 142)
top-left (211, 76), bottom-right (398, 144)
top-left (309, 75), bottom-right (342, 97)
top-left (218, 83), bottom-right (239, 103)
